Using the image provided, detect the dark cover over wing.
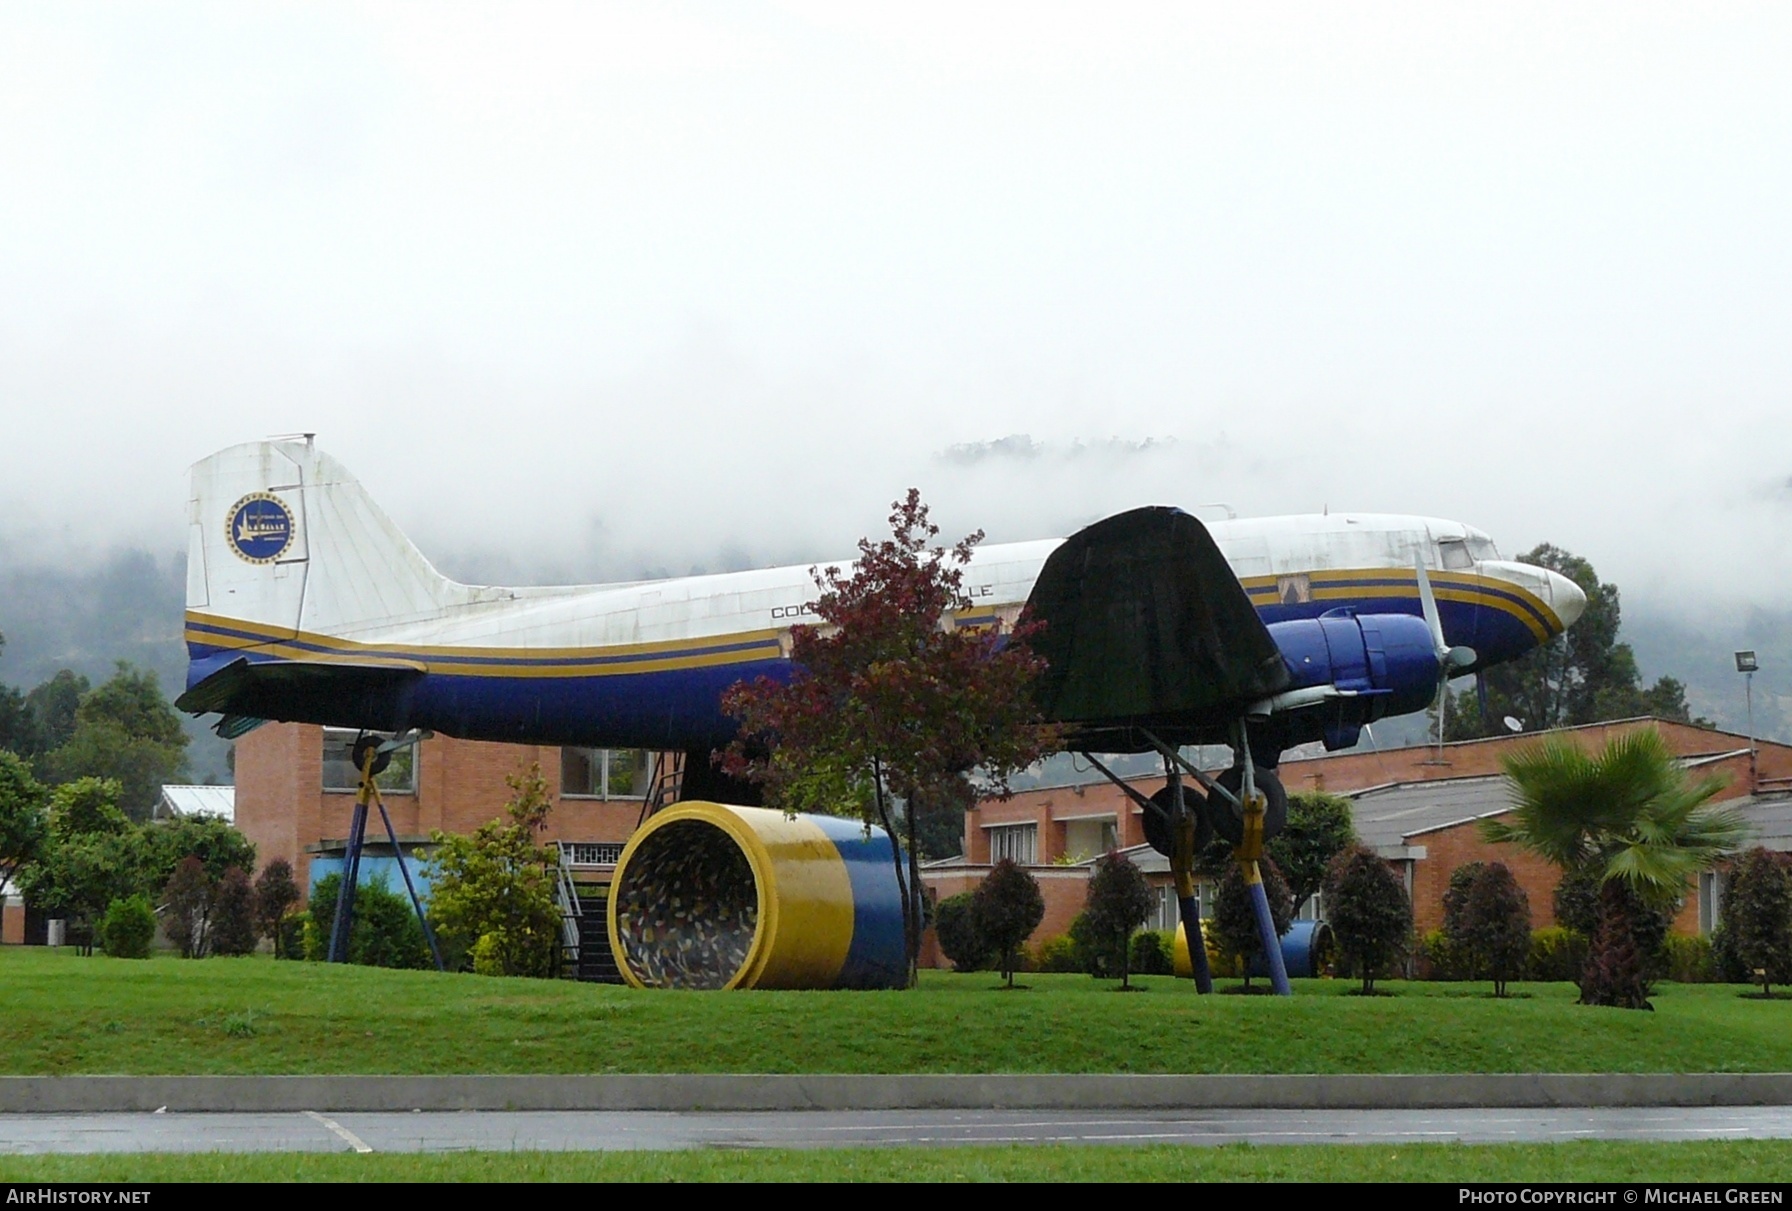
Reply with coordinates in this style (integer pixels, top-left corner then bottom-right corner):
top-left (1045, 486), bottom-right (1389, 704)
top-left (1023, 507), bottom-right (1290, 750)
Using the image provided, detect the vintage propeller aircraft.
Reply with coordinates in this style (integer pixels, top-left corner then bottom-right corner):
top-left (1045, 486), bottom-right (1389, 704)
top-left (177, 438), bottom-right (1586, 990)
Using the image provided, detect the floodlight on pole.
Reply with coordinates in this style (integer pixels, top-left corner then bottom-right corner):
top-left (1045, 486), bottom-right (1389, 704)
top-left (1736, 651), bottom-right (1759, 791)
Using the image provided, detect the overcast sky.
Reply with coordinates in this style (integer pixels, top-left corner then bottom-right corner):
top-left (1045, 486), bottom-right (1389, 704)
top-left (3, 3), bottom-right (1790, 613)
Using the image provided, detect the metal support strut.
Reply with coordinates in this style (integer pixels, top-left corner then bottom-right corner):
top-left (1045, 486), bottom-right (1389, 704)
top-left (1231, 721), bottom-right (1291, 996)
top-left (327, 737), bottom-right (445, 972)
top-left (1080, 750), bottom-right (1211, 995)
top-left (1163, 759), bottom-right (1213, 994)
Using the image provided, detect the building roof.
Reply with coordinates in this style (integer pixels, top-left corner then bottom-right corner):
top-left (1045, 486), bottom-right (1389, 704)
top-left (156, 784), bottom-right (235, 823)
top-left (1347, 775), bottom-right (1511, 852)
top-left (1718, 792), bottom-right (1792, 852)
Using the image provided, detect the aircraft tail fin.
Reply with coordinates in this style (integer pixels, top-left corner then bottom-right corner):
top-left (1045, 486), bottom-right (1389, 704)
top-left (185, 438), bottom-right (464, 648)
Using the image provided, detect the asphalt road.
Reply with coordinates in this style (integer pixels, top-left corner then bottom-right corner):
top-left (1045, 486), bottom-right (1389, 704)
top-left (5, 1107), bottom-right (1792, 1154)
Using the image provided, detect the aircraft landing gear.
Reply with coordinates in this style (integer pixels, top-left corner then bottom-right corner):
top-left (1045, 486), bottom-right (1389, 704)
top-left (1206, 764), bottom-right (1287, 848)
top-left (1225, 727), bottom-right (1292, 997)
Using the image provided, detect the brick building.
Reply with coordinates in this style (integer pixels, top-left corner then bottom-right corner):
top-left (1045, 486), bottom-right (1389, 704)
top-left (145, 715), bottom-right (1792, 970)
top-left (233, 723), bottom-right (656, 896)
top-left (922, 718), bottom-right (1792, 963)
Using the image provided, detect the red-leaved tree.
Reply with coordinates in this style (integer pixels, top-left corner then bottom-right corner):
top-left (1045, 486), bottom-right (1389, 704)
top-left (721, 490), bottom-right (1059, 982)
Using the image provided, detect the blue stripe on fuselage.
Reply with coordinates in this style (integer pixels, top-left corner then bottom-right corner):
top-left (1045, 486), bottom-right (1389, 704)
top-left (185, 595), bottom-right (1544, 750)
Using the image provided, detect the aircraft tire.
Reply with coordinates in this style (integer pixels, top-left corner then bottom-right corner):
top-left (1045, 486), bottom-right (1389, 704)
top-left (350, 735), bottom-right (392, 779)
top-left (1143, 783), bottom-right (1213, 858)
top-left (1208, 766), bottom-right (1287, 848)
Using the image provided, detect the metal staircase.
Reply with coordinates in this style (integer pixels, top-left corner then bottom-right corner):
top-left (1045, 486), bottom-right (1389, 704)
top-left (635, 750), bottom-right (686, 829)
top-left (552, 749), bottom-right (687, 984)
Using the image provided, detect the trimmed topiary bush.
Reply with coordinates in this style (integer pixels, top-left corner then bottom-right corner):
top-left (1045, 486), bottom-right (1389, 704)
top-left (933, 892), bottom-right (988, 972)
top-left (99, 894), bottom-right (156, 959)
top-left (1083, 851), bottom-right (1154, 988)
top-left (1325, 844), bottom-right (1412, 994)
top-left (1456, 862), bottom-right (1533, 997)
top-left (1721, 847), bottom-right (1792, 996)
top-left (209, 867), bottom-right (259, 957)
top-left (970, 858), bottom-right (1044, 988)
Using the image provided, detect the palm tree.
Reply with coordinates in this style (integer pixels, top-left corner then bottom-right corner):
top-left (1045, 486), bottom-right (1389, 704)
top-left (1481, 727), bottom-right (1748, 1008)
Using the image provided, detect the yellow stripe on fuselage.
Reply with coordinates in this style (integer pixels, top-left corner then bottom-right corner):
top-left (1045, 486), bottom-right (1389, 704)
top-left (1238, 570), bottom-right (1559, 643)
top-left (185, 564), bottom-right (1561, 680)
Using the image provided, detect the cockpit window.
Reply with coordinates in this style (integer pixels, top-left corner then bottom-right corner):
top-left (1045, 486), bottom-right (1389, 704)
top-left (1466, 537), bottom-right (1500, 563)
top-left (1438, 539), bottom-right (1474, 570)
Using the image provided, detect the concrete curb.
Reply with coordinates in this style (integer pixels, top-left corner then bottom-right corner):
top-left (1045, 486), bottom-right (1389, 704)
top-left (5, 1074), bottom-right (1792, 1114)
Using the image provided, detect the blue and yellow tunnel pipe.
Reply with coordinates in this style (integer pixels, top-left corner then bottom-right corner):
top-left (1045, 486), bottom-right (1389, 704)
top-left (606, 801), bottom-right (908, 990)
top-left (1174, 919), bottom-right (1335, 981)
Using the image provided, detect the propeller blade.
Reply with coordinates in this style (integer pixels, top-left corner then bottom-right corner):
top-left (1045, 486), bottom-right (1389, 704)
top-left (1414, 554), bottom-right (1479, 672)
top-left (1414, 554), bottom-right (1448, 659)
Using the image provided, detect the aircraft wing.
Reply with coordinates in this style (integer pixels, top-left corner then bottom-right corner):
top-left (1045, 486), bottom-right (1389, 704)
top-left (175, 654), bottom-right (425, 737)
top-left (1023, 506), bottom-right (1291, 751)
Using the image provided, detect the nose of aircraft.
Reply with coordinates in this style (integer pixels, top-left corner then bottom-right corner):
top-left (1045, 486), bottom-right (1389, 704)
top-left (1479, 560), bottom-right (1588, 634)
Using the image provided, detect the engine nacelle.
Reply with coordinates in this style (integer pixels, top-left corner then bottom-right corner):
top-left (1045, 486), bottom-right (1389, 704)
top-left (1263, 611), bottom-right (1440, 749)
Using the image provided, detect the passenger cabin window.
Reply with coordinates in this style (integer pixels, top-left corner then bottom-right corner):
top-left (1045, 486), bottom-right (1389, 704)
top-left (560, 748), bottom-right (647, 799)
top-left (322, 729), bottom-right (417, 794)
top-left (1438, 539), bottom-right (1474, 570)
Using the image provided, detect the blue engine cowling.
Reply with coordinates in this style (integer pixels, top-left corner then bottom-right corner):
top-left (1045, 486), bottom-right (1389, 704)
top-left (1262, 611), bottom-right (1440, 752)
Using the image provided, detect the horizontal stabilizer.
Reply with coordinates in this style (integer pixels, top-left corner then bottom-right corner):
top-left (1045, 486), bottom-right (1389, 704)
top-left (176, 657), bottom-right (425, 735)
top-left (1024, 507), bottom-right (1291, 749)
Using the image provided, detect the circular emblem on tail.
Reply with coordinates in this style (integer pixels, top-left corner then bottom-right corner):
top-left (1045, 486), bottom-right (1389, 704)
top-left (226, 493), bottom-right (295, 564)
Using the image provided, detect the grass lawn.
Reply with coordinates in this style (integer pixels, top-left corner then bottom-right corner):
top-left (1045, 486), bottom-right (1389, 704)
top-left (4, 946), bottom-right (1791, 1076)
top-left (4, 1141), bottom-right (1792, 1183)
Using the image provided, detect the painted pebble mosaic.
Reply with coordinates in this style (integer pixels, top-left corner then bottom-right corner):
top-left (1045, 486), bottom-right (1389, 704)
top-left (613, 819), bottom-right (760, 989)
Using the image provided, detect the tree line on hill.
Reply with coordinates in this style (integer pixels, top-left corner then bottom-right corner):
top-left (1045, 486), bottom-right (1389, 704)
top-left (0, 631), bottom-right (192, 819)
top-left (1445, 545), bottom-right (1705, 741)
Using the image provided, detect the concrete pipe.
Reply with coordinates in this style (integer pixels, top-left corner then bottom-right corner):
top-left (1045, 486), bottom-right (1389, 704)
top-left (606, 801), bottom-right (908, 990)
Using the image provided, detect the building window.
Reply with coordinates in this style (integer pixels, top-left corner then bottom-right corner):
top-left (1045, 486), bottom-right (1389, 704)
top-left (1296, 890), bottom-right (1324, 923)
top-left (322, 729), bottom-right (417, 795)
top-left (987, 823), bottom-right (1038, 865)
top-left (1062, 816), bottom-right (1118, 862)
top-left (561, 748), bottom-right (647, 799)
top-left (1700, 871), bottom-right (1726, 935)
top-left (1153, 883), bottom-right (1210, 930)
top-left (1153, 885), bottom-right (1180, 931)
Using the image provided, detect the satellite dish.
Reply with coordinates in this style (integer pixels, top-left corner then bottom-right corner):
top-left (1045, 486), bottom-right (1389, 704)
top-left (1503, 716), bottom-right (1524, 733)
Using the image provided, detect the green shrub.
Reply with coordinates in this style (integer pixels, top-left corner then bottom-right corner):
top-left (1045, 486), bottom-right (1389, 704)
top-left (1712, 924), bottom-right (1750, 983)
top-left (1529, 927), bottom-right (1588, 983)
top-left (1034, 934), bottom-right (1080, 973)
top-left (1067, 911), bottom-right (1113, 977)
top-left (306, 872), bottom-right (431, 970)
top-left (1416, 929), bottom-right (1467, 980)
top-left (1663, 933), bottom-right (1716, 983)
top-left (1129, 929), bottom-right (1174, 976)
top-left (933, 892), bottom-right (988, 972)
top-left (98, 894), bottom-right (156, 959)
top-left (276, 911), bottom-right (307, 961)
